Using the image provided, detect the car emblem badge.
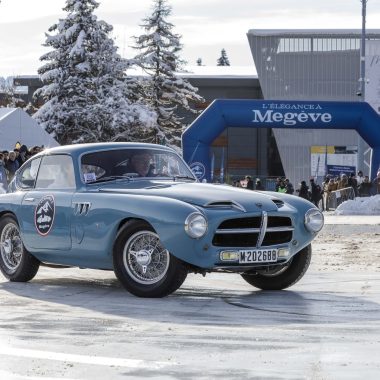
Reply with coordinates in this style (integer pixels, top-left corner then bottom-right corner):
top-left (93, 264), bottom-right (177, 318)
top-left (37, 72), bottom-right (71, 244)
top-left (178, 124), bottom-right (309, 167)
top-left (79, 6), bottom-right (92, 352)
top-left (35, 195), bottom-right (55, 236)
top-left (255, 203), bottom-right (262, 208)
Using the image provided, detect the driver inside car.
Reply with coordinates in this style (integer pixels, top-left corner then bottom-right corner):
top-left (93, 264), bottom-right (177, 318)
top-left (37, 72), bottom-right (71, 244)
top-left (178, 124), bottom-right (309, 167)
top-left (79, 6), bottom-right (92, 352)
top-left (128, 152), bottom-right (155, 177)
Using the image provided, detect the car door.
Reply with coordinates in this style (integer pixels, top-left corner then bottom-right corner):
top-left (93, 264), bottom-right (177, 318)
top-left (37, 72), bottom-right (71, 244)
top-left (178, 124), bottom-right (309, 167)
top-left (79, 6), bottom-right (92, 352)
top-left (19, 154), bottom-right (76, 251)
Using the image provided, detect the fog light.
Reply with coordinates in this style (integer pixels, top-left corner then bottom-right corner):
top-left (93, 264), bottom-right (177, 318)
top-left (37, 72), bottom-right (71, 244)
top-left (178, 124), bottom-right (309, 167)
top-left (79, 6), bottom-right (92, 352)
top-left (220, 251), bottom-right (238, 261)
top-left (278, 248), bottom-right (289, 258)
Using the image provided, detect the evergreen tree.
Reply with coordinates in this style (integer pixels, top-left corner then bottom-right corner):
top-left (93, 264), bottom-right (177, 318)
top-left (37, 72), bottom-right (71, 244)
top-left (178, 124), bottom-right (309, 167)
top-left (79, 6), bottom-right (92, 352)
top-left (132, 0), bottom-right (204, 148)
top-left (196, 58), bottom-right (203, 66)
top-left (217, 48), bottom-right (230, 66)
top-left (34, 0), bottom-right (154, 145)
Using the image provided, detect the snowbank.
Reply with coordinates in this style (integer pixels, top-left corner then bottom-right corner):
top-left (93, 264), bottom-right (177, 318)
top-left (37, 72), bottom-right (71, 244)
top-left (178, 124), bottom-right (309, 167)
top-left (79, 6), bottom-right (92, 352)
top-left (335, 194), bottom-right (380, 215)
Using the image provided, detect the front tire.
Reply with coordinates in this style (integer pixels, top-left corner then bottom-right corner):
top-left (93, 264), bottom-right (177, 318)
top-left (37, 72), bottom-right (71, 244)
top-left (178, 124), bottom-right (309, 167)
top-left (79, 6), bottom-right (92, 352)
top-left (241, 244), bottom-right (312, 290)
top-left (113, 220), bottom-right (188, 298)
top-left (0, 214), bottom-right (40, 282)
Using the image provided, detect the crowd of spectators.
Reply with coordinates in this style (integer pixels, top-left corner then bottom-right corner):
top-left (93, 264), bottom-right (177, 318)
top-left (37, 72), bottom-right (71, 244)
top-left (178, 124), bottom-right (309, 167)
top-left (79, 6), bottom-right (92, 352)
top-left (0, 142), bottom-right (44, 189)
top-left (231, 170), bottom-right (380, 212)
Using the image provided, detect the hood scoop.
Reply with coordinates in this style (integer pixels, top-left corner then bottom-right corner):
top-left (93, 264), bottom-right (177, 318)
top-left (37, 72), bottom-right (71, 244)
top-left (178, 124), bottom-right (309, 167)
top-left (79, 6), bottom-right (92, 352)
top-left (272, 199), bottom-right (284, 208)
top-left (203, 200), bottom-right (246, 213)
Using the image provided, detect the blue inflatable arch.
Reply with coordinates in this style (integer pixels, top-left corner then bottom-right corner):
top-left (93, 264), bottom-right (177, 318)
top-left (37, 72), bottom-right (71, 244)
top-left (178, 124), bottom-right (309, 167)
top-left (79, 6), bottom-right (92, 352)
top-left (182, 99), bottom-right (380, 182)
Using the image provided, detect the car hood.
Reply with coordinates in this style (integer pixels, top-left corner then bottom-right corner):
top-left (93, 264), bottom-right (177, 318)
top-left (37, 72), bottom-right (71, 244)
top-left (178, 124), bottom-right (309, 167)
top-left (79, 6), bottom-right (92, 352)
top-left (97, 182), bottom-right (282, 213)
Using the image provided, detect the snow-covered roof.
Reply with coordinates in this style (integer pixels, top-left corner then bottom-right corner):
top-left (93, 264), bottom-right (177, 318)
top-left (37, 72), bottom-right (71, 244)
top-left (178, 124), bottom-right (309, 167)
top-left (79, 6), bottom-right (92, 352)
top-left (248, 29), bottom-right (380, 37)
top-left (0, 108), bottom-right (17, 122)
top-left (180, 66), bottom-right (257, 78)
top-left (126, 65), bottom-right (258, 78)
top-left (0, 107), bottom-right (59, 150)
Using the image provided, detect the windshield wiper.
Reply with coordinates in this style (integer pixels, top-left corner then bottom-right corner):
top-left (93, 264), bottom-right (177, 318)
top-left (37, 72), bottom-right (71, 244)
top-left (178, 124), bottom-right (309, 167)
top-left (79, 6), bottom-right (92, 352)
top-left (173, 175), bottom-right (196, 182)
top-left (86, 175), bottom-right (132, 184)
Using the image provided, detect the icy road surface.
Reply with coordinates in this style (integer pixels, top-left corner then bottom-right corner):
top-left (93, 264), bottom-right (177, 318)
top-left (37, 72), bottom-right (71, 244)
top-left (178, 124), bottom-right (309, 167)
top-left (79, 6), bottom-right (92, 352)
top-left (0, 215), bottom-right (379, 379)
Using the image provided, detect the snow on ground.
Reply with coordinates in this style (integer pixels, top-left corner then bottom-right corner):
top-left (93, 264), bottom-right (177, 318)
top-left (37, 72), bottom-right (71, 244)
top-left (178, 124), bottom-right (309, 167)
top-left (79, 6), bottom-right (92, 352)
top-left (335, 194), bottom-right (380, 215)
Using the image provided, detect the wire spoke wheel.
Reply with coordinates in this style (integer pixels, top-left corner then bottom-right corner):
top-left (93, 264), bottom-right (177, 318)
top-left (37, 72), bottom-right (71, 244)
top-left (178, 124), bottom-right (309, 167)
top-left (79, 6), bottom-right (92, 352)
top-left (0, 222), bottom-right (23, 273)
top-left (123, 230), bottom-right (170, 285)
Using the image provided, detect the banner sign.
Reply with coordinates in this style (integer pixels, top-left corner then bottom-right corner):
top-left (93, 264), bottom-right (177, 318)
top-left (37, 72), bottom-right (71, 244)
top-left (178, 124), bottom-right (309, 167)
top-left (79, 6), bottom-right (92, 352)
top-left (182, 99), bottom-right (380, 181)
top-left (327, 165), bottom-right (356, 176)
top-left (311, 146), bottom-right (357, 177)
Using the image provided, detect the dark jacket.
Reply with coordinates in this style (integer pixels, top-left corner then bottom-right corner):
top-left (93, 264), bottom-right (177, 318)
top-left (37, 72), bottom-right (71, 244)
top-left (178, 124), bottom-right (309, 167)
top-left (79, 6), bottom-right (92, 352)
top-left (358, 181), bottom-right (372, 197)
top-left (298, 183), bottom-right (310, 200)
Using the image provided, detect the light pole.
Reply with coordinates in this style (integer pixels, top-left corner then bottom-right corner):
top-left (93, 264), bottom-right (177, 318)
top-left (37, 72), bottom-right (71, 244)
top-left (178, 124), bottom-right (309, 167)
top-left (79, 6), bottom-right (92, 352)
top-left (359, 0), bottom-right (368, 101)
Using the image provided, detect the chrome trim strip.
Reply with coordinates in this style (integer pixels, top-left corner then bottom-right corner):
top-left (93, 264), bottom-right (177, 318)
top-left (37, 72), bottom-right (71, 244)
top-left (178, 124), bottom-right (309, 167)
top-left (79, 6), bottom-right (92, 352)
top-left (215, 228), bottom-right (261, 234)
top-left (256, 211), bottom-right (268, 247)
top-left (215, 226), bottom-right (294, 234)
top-left (266, 226), bottom-right (294, 232)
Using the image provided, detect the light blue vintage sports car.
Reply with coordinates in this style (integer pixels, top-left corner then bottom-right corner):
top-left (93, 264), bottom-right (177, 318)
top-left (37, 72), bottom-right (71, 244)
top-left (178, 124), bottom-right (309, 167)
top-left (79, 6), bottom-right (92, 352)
top-left (0, 143), bottom-right (323, 297)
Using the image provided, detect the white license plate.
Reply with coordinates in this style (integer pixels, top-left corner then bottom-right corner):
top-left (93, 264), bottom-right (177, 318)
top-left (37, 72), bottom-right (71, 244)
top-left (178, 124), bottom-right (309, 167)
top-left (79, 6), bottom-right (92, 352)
top-left (239, 249), bottom-right (278, 264)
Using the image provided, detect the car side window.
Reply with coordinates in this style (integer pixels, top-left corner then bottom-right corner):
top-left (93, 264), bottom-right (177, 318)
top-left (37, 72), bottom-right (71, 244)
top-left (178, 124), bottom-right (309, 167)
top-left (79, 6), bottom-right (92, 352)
top-left (35, 155), bottom-right (76, 189)
top-left (17, 157), bottom-right (42, 189)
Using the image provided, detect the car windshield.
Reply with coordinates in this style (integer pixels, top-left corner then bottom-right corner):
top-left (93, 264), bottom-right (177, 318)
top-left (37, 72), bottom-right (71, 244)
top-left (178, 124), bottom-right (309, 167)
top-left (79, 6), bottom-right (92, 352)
top-left (81, 148), bottom-right (196, 183)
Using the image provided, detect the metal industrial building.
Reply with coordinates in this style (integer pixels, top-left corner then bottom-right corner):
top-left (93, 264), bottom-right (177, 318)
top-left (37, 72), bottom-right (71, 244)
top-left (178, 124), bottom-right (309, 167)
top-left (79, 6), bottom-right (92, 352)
top-left (246, 29), bottom-right (380, 186)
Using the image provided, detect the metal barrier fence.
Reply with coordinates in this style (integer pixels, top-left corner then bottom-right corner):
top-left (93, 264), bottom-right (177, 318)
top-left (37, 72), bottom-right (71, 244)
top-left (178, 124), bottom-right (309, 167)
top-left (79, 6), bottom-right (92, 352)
top-left (324, 187), bottom-right (355, 210)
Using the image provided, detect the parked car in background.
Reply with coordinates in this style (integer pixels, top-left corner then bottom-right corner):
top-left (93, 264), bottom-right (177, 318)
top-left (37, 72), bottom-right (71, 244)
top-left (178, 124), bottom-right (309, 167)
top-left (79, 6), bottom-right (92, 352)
top-left (0, 143), bottom-right (324, 297)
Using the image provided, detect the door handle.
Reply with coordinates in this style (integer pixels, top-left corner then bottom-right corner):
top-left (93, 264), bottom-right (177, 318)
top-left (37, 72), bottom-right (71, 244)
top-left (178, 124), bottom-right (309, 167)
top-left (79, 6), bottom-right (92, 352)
top-left (24, 197), bottom-right (35, 202)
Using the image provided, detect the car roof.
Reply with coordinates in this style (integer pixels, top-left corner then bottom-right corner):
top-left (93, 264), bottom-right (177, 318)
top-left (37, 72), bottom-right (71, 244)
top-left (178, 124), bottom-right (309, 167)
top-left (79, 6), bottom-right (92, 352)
top-left (36, 142), bottom-right (176, 158)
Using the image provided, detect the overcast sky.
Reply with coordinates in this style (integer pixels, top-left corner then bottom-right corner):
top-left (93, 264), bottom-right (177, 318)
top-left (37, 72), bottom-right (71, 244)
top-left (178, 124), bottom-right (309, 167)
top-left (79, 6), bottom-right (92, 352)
top-left (1, 0), bottom-right (380, 77)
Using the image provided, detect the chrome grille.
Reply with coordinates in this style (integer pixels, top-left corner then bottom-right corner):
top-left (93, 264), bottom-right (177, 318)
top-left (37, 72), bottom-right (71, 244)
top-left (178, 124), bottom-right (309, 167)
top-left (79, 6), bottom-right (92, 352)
top-left (212, 213), bottom-right (293, 247)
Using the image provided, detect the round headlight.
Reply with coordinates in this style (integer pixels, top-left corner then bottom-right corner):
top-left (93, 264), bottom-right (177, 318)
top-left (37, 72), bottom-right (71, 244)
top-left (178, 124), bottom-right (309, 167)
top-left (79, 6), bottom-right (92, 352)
top-left (185, 212), bottom-right (208, 239)
top-left (304, 208), bottom-right (324, 233)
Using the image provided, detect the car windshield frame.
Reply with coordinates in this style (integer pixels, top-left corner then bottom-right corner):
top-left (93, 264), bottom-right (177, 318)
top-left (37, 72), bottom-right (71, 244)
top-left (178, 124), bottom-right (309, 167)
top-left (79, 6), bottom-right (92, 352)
top-left (80, 147), bottom-right (196, 185)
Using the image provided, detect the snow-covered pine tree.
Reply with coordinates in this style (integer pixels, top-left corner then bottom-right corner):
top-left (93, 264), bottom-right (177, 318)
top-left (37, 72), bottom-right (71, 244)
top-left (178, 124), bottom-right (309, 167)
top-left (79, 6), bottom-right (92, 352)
top-left (217, 48), bottom-right (230, 66)
top-left (34, 0), bottom-right (155, 145)
top-left (132, 0), bottom-right (204, 148)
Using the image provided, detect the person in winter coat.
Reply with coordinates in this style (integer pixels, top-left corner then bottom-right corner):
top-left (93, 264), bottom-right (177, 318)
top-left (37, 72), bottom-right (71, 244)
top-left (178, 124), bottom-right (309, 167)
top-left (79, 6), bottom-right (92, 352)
top-left (5, 151), bottom-right (19, 182)
top-left (358, 176), bottom-right (372, 197)
top-left (284, 178), bottom-right (294, 194)
top-left (337, 173), bottom-right (348, 190)
top-left (277, 179), bottom-right (287, 193)
top-left (245, 175), bottom-right (254, 190)
top-left (255, 178), bottom-right (265, 190)
top-left (275, 177), bottom-right (281, 192)
top-left (322, 177), bottom-right (331, 211)
top-left (309, 178), bottom-right (322, 207)
top-left (0, 153), bottom-right (8, 191)
top-left (356, 170), bottom-right (364, 186)
top-left (297, 180), bottom-right (310, 200)
top-left (372, 171), bottom-right (380, 195)
top-left (348, 173), bottom-right (358, 197)
top-left (17, 144), bottom-right (29, 167)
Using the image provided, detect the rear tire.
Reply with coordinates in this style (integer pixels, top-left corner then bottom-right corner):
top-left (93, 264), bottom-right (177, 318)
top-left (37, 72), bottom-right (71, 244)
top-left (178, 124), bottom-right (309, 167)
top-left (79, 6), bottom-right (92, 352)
top-left (113, 220), bottom-right (188, 297)
top-left (241, 244), bottom-right (312, 290)
top-left (0, 214), bottom-right (40, 282)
